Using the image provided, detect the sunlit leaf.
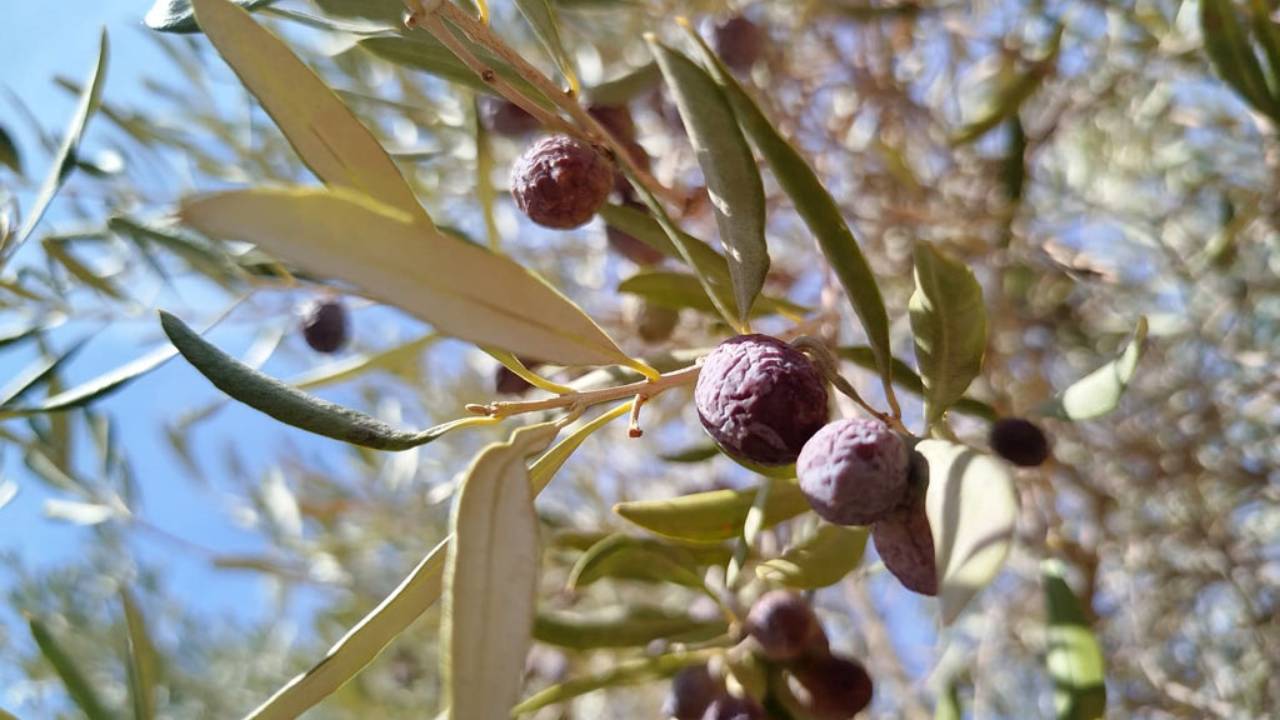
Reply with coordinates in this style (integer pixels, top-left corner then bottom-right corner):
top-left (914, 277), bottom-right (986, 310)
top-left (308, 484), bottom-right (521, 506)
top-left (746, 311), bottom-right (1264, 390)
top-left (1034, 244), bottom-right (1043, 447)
top-left (28, 617), bottom-right (113, 720)
top-left (0, 480), bottom-right (18, 511)
top-left (918, 439), bottom-right (1017, 624)
top-left (533, 606), bottom-right (725, 650)
top-left (836, 346), bottom-right (995, 421)
top-left (42, 238), bottom-right (125, 300)
top-left (567, 533), bottom-right (709, 590)
top-left (756, 522), bottom-right (868, 589)
top-left (179, 187), bottom-right (636, 369)
top-left (649, 39), bottom-right (767, 324)
top-left (909, 242), bottom-right (987, 428)
top-left (659, 443), bottom-right (720, 463)
top-left (614, 478), bottom-right (811, 543)
top-left (0, 338), bottom-right (89, 407)
top-left (586, 62), bottom-right (661, 105)
top-left (442, 423), bottom-right (560, 720)
top-left (145, 0), bottom-right (275, 32)
top-left (43, 499), bottom-right (121, 525)
top-left (1043, 560), bottom-right (1107, 720)
top-left (159, 311), bottom-right (495, 450)
top-left (513, 647), bottom-right (718, 715)
top-left (683, 27), bottom-right (896, 397)
top-left (357, 36), bottom-right (549, 105)
top-left (529, 402), bottom-right (631, 494)
top-left (8, 30), bottom-right (108, 257)
top-left (191, 0), bottom-right (426, 220)
top-left (291, 333), bottom-right (440, 390)
top-left (513, 0), bottom-right (580, 94)
top-left (1039, 318), bottom-right (1147, 421)
top-left (122, 590), bottom-right (160, 720)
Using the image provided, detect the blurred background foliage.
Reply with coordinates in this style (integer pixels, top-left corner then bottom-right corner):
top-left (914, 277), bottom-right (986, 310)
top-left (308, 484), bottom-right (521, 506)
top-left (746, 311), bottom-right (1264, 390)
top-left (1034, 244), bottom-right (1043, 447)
top-left (0, 0), bottom-right (1276, 717)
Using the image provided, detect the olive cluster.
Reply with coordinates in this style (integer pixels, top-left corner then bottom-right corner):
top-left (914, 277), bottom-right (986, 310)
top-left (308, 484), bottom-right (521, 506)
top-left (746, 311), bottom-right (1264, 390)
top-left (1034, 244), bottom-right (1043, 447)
top-left (663, 591), bottom-right (872, 719)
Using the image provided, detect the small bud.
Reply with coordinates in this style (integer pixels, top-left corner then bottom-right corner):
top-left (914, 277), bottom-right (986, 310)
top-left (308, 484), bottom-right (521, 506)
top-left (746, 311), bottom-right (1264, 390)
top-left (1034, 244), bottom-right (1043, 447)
top-left (989, 417), bottom-right (1051, 467)
top-left (300, 299), bottom-right (349, 354)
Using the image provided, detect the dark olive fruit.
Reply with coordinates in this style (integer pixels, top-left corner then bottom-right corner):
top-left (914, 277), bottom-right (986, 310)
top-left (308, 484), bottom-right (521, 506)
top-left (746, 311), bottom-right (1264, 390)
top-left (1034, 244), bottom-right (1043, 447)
top-left (663, 664), bottom-right (722, 720)
top-left (871, 481), bottom-right (938, 596)
top-left (701, 694), bottom-right (767, 720)
top-left (479, 97), bottom-right (539, 137)
top-left (745, 590), bottom-right (827, 662)
top-left (606, 200), bottom-right (665, 265)
top-left (494, 358), bottom-right (543, 396)
top-left (693, 334), bottom-right (829, 467)
top-left (989, 417), bottom-right (1051, 467)
top-left (638, 302), bottom-right (679, 343)
top-left (785, 655), bottom-right (873, 720)
top-left (511, 135), bottom-right (614, 229)
top-left (300, 299), bottom-right (349, 354)
top-left (587, 103), bottom-right (636, 142)
top-left (713, 16), bottom-right (765, 72)
top-left (797, 418), bottom-right (910, 526)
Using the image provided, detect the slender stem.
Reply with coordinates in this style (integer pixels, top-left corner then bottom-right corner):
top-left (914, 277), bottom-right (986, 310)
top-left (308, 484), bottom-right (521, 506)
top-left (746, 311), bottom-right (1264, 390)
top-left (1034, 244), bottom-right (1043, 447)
top-left (466, 364), bottom-right (700, 419)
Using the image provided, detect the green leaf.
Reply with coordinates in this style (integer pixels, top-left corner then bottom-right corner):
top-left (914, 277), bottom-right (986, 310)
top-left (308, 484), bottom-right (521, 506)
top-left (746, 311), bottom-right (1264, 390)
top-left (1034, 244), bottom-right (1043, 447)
top-left (42, 238), bottom-right (125, 299)
top-left (909, 242), bottom-right (987, 428)
top-left (619, 270), bottom-right (806, 318)
top-left (513, 648), bottom-right (718, 715)
top-left (159, 311), bottom-right (495, 449)
top-left (473, 96), bottom-right (500, 250)
top-left (534, 606), bottom-right (725, 650)
top-left (836, 346), bottom-right (996, 421)
top-left (756, 522), bottom-right (869, 590)
top-left (918, 439), bottom-right (1016, 624)
top-left (614, 478), bottom-right (811, 543)
top-left (313, 0), bottom-right (404, 23)
top-left (191, 0), bottom-right (426, 221)
top-left (683, 28), bottom-right (895, 397)
top-left (567, 533), bottom-right (710, 590)
top-left (178, 187), bottom-right (634, 368)
top-left (1247, 0), bottom-right (1280, 94)
top-left (935, 677), bottom-right (962, 720)
top-left (442, 423), bottom-right (560, 720)
top-left (648, 40), bottom-right (768, 324)
top-left (244, 421), bottom-right (567, 720)
top-left (291, 333), bottom-right (440, 390)
top-left (122, 590), bottom-right (160, 720)
top-left (599, 202), bottom-right (744, 296)
top-left (28, 617), bottom-right (112, 720)
top-left (8, 29), bottom-right (108, 257)
top-left (1039, 318), bottom-right (1147, 421)
top-left (659, 443), bottom-right (721, 463)
top-left (0, 125), bottom-right (21, 174)
top-left (586, 62), bottom-right (662, 105)
top-left (513, 0), bottom-right (580, 94)
top-left (1043, 560), bottom-right (1107, 720)
top-left (0, 342), bottom-right (178, 418)
top-left (145, 0), bottom-right (275, 32)
top-left (0, 338), bottom-right (89, 407)
top-left (1201, 0), bottom-right (1280, 119)
top-left (357, 36), bottom-right (550, 105)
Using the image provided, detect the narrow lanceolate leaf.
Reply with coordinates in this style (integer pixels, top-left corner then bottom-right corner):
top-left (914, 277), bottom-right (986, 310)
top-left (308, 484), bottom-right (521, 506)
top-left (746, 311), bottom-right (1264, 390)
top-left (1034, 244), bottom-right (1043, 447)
top-left (513, 648), bottom-right (719, 715)
top-left (614, 478), bottom-right (811, 544)
top-left (29, 617), bottom-right (113, 720)
top-left (756, 523), bottom-right (869, 590)
top-left (145, 0), bottom-right (276, 32)
top-left (529, 403), bottom-right (631, 493)
top-left (1040, 318), bottom-right (1148, 421)
top-left (660, 443), bottom-right (721, 463)
top-left (1201, 0), bottom-right (1280, 119)
top-left (619, 271), bottom-right (807, 318)
top-left (513, 0), bottom-right (580, 94)
top-left (292, 333), bottom-right (439, 390)
top-left (683, 28), bottom-right (894, 396)
top-left (190, 0), bottom-right (425, 220)
top-left (0, 343), bottom-right (177, 418)
top-left (179, 187), bottom-right (633, 368)
top-left (837, 346), bottom-right (996, 421)
top-left (599, 202), bottom-right (745, 297)
top-left (568, 533), bottom-right (708, 590)
top-left (160, 311), bottom-right (496, 449)
top-left (909, 242), bottom-right (987, 428)
top-left (1043, 560), bottom-right (1107, 720)
top-left (587, 63), bottom-right (662, 105)
top-left (0, 338), bottom-right (89, 407)
top-left (918, 440), bottom-right (1016, 624)
top-left (442, 423), bottom-right (560, 720)
top-left (8, 30), bottom-right (108, 256)
top-left (243, 420), bottom-right (566, 720)
top-left (534, 606), bottom-right (725, 650)
top-left (122, 590), bottom-right (160, 720)
top-left (357, 36), bottom-right (550, 105)
top-left (0, 125), bottom-right (21, 174)
top-left (649, 39), bottom-right (768, 324)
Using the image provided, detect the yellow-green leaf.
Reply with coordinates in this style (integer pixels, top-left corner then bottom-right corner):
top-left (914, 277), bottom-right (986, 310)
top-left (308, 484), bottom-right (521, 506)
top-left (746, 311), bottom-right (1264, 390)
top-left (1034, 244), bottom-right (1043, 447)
top-left (513, 0), bottom-right (579, 94)
top-left (649, 39), bottom-right (767, 325)
top-left (918, 439), bottom-right (1016, 624)
top-left (178, 187), bottom-right (633, 368)
top-left (909, 242), bottom-right (987, 428)
top-left (533, 606), bottom-right (726, 650)
top-left (29, 617), bottom-right (112, 720)
top-left (837, 346), bottom-right (995, 421)
top-left (619, 270), bottom-right (807, 319)
top-left (757, 522), bottom-right (868, 590)
top-left (567, 533), bottom-right (709, 590)
top-left (614, 478), bottom-right (811, 544)
top-left (442, 422), bottom-right (560, 720)
top-left (191, 0), bottom-right (425, 219)
top-left (1043, 560), bottom-right (1107, 720)
top-left (1039, 318), bottom-right (1147, 421)
top-left (513, 648), bottom-right (718, 715)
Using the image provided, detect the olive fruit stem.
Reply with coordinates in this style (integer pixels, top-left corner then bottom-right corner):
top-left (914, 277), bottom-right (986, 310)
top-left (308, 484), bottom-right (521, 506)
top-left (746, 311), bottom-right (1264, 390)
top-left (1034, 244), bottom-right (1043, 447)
top-left (790, 336), bottom-right (907, 433)
top-left (466, 363), bottom-right (700, 421)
